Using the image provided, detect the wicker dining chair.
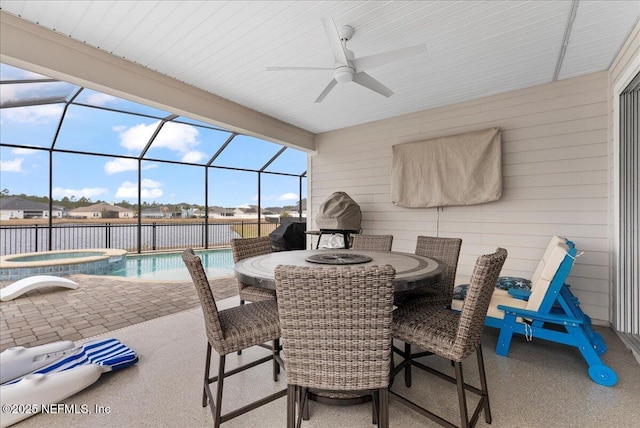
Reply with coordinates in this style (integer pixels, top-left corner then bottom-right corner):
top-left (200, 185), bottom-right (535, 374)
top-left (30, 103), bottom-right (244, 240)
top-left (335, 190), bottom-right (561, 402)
top-left (351, 234), bottom-right (394, 251)
top-left (274, 264), bottom-right (396, 428)
top-left (394, 235), bottom-right (462, 306)
top-left (389, 248), bottom-right (507, 428)
top-left (182, 249), bottom-right (286, 428)
top-left (231, 236), bottom-right (277, 304)
top-left (393, 236), bottom-right (462, 387)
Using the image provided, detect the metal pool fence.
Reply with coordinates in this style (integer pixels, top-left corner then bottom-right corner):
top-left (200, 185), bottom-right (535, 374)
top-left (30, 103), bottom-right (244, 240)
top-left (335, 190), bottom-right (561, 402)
top-left (0, 221), bottom-right (280, 256)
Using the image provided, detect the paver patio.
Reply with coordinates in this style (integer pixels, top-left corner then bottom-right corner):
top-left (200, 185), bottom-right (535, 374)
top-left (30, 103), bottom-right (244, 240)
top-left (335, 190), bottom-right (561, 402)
top-left (0, 274), bottom-right (238, 351)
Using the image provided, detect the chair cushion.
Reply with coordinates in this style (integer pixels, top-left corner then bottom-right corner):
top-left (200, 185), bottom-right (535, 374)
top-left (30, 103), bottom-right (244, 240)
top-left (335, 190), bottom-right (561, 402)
top-left (394, 289), bottom-right (450, 307)
top-left (496, 276), bottom-right (532, 291)
top-left (524, 242), bottom-right (568, 312)
top-left (392, 303), bottom-right (460, 359)
top-left (239, 284), bottom-right (277, 302)
top-left (215, 300), bottom-right (280, 355)
top-left (453, 276), bottom-right (532, 301)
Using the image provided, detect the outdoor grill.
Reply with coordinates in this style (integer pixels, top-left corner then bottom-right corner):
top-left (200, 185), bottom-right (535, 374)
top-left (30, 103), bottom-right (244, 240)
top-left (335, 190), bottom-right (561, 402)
top-left (313, 191), bottom-right (362, 249)
top-left (269, 219), bottom-right (307, 251)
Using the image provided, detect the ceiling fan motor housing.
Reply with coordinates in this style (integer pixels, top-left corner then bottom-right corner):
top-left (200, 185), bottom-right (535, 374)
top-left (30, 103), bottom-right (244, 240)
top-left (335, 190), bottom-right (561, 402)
top-left (334, 65), bottom-right (355, 83)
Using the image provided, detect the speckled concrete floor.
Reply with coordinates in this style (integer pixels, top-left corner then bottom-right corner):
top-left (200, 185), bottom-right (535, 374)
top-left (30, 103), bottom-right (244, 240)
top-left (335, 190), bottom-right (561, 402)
top-left (7, 297), bottom-right (640, 428)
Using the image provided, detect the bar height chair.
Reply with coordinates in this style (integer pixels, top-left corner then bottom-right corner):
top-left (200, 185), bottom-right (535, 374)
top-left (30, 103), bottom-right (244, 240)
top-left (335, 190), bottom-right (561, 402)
top-left (390, 248), bottom-right (507, 428)
top-left (274, 264), bottom-right (396, 428)
top-left (231, 236), bottom-right (278, 305)
top-left (182, 249), bottom-right (286, 427)
top-left (351, 234), bottom-right (394, 251)
top-left (393, 236), bottom-right (463, 387)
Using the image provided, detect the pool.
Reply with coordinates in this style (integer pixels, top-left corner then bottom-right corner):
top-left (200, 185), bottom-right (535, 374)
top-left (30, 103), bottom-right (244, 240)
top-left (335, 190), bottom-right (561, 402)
top-left (105, 248), bottom-right (234, 281)
top-left (0, 249), bottom-right (127, 281)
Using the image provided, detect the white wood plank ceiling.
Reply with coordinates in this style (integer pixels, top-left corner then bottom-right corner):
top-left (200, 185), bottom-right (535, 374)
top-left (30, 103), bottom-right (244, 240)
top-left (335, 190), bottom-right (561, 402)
top-left (1, 0), bottom-right (638, 134)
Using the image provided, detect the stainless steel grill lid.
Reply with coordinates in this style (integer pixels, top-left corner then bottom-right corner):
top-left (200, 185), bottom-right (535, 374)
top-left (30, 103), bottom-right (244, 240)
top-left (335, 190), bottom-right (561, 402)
top-left (316, 191), bottom-right (362, 230)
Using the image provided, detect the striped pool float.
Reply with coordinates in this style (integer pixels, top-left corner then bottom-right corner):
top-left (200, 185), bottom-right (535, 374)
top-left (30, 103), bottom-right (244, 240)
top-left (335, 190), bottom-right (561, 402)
top-left (6, 338), bottom-right (138, 385)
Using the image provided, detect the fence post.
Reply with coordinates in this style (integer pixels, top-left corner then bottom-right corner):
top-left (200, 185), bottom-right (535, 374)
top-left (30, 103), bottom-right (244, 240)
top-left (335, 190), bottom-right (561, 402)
top-left (152, 222), bottom-right (157, 251)
top-left (106, 223), bottom-right (111, 248)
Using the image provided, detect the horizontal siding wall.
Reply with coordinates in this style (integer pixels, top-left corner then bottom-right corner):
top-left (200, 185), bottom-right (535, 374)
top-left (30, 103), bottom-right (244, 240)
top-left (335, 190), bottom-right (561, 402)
top-left (311, 71), bottom-right (611, 322)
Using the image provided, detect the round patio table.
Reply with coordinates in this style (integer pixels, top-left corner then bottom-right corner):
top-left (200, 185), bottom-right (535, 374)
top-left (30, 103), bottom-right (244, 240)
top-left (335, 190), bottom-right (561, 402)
top-left (234, 249), bottom-right (443, 293)
top-left (234, 248), bottom-right (443, 406)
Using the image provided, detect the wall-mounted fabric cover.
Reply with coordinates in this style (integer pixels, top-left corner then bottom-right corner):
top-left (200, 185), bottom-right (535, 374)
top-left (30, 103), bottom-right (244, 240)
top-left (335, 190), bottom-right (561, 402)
top-left (316, 191), bottom-right (362, 230)
top-left (391, 127), bottom-right (502, 208)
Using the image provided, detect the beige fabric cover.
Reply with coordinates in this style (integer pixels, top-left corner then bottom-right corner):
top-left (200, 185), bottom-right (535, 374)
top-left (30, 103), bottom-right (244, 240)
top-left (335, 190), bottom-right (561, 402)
top-left (390, 127), bottom-right (502, 208)
top-left (315, 191), bottom-right (362, 230)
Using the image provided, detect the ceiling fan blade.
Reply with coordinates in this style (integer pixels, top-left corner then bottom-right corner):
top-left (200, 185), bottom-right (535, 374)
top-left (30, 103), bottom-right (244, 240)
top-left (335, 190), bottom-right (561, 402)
top-left (352, 72), bottom-right (393, 98)
top-left (315, 79), bottom-right (338, 103)
top-left (352, 44), bottom-right (427, 71)
top-left (321, 16), bottom-right (349, 65)
top-left (266, 66), bottom-right (333, 71)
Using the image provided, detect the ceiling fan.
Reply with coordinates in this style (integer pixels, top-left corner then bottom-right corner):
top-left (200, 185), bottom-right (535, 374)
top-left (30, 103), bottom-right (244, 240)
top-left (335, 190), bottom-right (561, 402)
top-left (266, 17), bottom-right (427, 103)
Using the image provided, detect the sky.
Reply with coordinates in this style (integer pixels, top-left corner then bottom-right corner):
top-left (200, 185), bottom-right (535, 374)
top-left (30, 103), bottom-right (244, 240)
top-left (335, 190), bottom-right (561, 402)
top-left (0, 64), bottom-right (307, 208)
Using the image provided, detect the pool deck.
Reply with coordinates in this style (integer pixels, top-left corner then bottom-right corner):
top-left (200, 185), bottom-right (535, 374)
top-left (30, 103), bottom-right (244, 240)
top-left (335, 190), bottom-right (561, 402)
top-left (0, 274), bottom-right (238, 352)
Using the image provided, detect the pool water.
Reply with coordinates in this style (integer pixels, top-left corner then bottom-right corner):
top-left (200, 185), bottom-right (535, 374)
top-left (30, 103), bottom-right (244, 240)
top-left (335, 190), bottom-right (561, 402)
top-left (106, 249), bottom-right (234, 281)
top-left (9, 251), bottom-right (106, 262)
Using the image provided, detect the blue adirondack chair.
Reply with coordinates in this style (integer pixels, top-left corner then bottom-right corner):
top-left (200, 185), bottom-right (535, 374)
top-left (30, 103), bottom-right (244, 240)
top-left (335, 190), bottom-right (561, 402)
top-left (483, 239), bottom-right (617, 386)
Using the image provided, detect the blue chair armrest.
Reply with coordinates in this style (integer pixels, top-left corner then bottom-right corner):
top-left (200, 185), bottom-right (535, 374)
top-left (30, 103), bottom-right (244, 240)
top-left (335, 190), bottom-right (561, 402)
top-left (507, 288), bottom-right (531, 300)
top-left (496, 304), bottom-right (584, 325)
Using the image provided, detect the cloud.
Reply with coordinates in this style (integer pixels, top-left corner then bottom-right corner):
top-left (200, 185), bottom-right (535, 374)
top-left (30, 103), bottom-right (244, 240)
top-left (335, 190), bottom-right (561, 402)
top-left (258, 192), bottom-right (299, 202)
top-left (141, 178), bottom-right (162, 188)
top-left (0, 158), bottom-right (23, 172)
top-left (104, 158), bottom-right (136, 174)
top-left (12, 148), bottom-right (38, 155)
top-left (52, 187), bottom-right (109, 199)
top-left (85, 92), bottom-right (117, 106)
top-left (181, 150), bottom-right (206, 163)
top-left (115, 179), bottom-right (163, 199)
top-left (0, 104), bottom-right (64, 125)
top-left (278, 192), bottom-right (298, 201)
top-left (104, 158), bottom-right (157, 174)
top-left (117, 121), bottom-right (199, 154)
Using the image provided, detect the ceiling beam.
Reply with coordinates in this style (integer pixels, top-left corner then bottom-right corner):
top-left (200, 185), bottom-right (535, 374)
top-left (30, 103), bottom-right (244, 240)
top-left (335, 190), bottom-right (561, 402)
top-left (553, 0), bottom-right (580, 81)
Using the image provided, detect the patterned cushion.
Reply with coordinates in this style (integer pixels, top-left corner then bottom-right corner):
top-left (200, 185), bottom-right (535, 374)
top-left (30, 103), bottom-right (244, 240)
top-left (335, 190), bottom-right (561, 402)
top-left (496, 276), bottom-right (531, 291)
top-left (452, 284), bottom-right (469, 300)
top-left (452, 277), bottom-right (532, 300)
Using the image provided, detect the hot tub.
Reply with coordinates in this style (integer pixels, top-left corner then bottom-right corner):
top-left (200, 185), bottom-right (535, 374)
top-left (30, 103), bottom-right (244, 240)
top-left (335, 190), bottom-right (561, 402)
top-left (0, 249), bottom-right (127, 281)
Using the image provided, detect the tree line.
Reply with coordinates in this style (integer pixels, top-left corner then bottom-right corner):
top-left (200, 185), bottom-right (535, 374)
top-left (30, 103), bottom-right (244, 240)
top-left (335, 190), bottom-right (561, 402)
top-left (0, 190), bottom-right (304, 213)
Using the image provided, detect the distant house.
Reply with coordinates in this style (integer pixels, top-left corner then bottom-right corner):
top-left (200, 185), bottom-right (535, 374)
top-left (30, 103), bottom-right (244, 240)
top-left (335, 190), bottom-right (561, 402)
top-left (141, 206), bottom-right (171, 219)
top-left (282, 209), bottom-right (307, 219)
top-left (207, 206), bottom-right (235, 219)
top-left (230, 205), bottom-right (284, 220)
top-left (180, 206), bottom-right (196, 218)
top-left (0, 196), bottom-right (64, 220)
top-left (68, 202), bottom-right (134, 219)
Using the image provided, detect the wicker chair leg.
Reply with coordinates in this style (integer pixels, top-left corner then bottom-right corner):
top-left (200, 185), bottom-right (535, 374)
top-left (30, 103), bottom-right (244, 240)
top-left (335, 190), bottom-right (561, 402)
top-left (273, 339), bottom-right (280, 381)
top-left (477, 346), bottom-right (491, 423)
top-left (286, 385), bottom-right (296, 428)
top-left (203, 343), bottom-right (212, 407)
top-left (454, 361), bottom-right (470, 428)
top-left (301, 387), bottom-right (310, 421)
top-left (237, 300), bottom-right (246, 356)
top-left (404, 342), bottom-right (412, 387)
top-left (372, 391), bottom-right (378, 424)
top-left (213, 355), bottom-right (226, 428)
top-left (378, 388), bottom-right (389, 428)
